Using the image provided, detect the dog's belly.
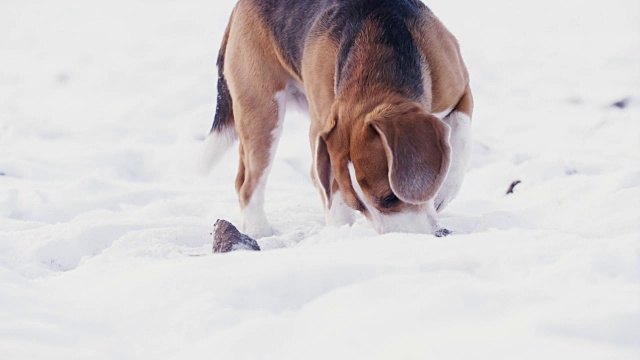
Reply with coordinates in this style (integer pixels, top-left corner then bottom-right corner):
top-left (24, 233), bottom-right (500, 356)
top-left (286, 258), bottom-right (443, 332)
top-left (285, 82), bottom-right (309, 114)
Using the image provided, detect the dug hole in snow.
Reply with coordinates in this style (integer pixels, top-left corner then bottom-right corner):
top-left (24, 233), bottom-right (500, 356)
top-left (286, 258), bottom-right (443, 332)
top-left (1, 0), bottom-right (639, 359)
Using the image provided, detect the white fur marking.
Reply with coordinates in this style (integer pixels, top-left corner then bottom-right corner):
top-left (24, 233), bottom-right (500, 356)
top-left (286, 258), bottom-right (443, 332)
top-left (435, 111), bottom-right (472, 212)
top-left (433, 106), bottom-right (454, 120)
top-left (240, 180), bottom-right (272, 238)
top-left (268, 90), bottom-right (287, 163)
top-left (371, 206), bottom-right (435, 234)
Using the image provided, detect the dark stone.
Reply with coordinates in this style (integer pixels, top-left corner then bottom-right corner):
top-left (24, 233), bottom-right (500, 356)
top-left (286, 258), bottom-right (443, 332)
top-left (611, 98), bottom-right (630, 109)
top-left (213, 219), bottom-right (260, 253)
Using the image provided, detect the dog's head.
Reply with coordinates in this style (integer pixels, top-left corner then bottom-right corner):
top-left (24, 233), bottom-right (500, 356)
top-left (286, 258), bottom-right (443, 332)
top-left (315, 101), bottom-right (451, 233)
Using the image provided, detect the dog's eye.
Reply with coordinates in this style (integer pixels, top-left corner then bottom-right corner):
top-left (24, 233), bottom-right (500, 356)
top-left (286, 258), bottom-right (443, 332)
top-left (379, 193), bottom-right (400, 208)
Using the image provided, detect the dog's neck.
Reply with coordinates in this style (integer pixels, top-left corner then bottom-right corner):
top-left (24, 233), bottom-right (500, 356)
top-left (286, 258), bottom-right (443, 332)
top-left (334, 17), bottom-right (428, 109)
top-left (336, 91), bottom-right (402, 124)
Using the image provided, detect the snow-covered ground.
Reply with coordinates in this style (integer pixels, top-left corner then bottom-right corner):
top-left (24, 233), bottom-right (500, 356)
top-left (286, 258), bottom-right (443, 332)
top-left (1, 0), bottom-right (639, 358)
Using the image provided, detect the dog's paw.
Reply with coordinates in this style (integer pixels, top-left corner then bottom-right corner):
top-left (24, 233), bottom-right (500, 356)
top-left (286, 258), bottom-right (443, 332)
top-left (242, 221), bottom-right (274, 239)
top-left (240, 208), bottom-right (274, 239)
top-left (434, 228), bottom-right (452, 238)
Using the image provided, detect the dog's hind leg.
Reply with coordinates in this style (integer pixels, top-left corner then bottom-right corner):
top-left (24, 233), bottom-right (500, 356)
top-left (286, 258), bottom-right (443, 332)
top-left (435, 86), bottom-right (473, 212)
top-left (224, 3), bottom-right (291, 238)
top-left (233, 89), bottom-right (287, 238)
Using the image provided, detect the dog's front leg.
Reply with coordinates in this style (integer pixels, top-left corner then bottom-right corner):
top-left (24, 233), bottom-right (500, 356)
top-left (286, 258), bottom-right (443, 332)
top-left (435, 88), bottom-right (474, 213)
top-left (311, 131), bottom-right (356, 229)
top-left (426, 199), bottom-right (451, 237)
top-left (234, 89), bottom-right (288, 239)
top-left (325, 190), bottom-right (355, 227)
top-left (434, 110), bottom-right (472, 212)
top-left (310, 158), bottom-right (355, 228)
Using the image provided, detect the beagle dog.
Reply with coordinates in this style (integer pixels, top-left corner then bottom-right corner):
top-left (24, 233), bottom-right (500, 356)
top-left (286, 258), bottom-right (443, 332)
top-left (203, 0), bottom-right (473, 238)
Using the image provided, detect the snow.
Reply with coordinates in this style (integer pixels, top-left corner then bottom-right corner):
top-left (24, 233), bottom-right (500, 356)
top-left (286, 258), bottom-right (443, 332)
top-left (1, 0), bottom-right (639, 358)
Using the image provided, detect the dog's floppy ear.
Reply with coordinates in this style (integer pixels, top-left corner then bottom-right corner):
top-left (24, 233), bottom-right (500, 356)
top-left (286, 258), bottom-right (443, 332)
top-left (313, 104), bottom-right (339, 208)
top-left (314, 135), bottom-right (332, 208)
top-left (314, 103), bottom-right (364, 211)
top-left (367, 103), bottom-right (451, 204)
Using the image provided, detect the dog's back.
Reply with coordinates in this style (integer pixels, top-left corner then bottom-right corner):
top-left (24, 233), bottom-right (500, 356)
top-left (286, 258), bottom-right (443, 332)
top-left (255, 0), bottom-right (429, 84)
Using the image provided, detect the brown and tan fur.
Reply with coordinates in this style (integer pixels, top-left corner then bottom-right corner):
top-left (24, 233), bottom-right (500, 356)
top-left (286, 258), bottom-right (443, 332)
top-left (204, 0), bottom-right (473, 237)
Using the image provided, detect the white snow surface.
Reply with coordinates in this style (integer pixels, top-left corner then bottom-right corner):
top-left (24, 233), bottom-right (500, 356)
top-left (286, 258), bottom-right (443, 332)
top-left (1, 0), bottom-right (639, 358)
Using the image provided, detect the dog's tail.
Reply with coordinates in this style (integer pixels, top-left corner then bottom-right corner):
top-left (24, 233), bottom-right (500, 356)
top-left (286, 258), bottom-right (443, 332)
top-left (201, 18), bottom-right (237, 174)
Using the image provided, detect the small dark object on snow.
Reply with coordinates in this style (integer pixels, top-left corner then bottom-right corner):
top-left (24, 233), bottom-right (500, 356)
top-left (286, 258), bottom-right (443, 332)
top-left (0, 172), bottom-right (5, 176)
top-left (506, 180), bottom-right (522, 195)
top-left (213, 219), bottom-right (260, 253)
top-left (435, 228), bottom-right (452, 238)
top-left (611, 98), bottom-right (630, 109)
